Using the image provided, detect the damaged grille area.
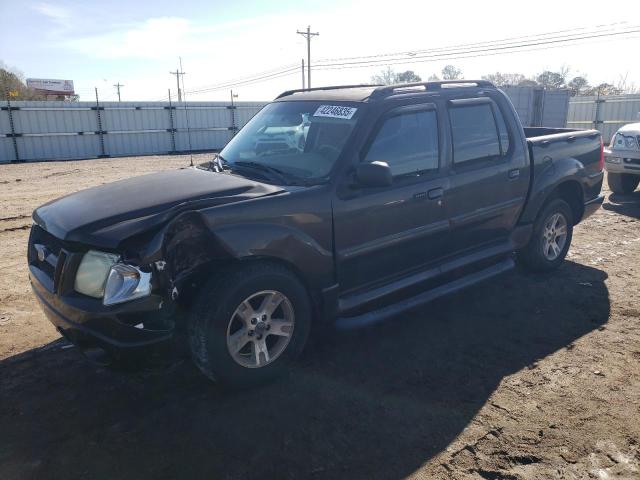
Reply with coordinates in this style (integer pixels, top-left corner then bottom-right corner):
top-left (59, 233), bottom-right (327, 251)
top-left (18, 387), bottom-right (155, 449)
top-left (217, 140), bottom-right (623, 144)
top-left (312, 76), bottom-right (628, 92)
top-left (28, 224), bottom-right (71, 293)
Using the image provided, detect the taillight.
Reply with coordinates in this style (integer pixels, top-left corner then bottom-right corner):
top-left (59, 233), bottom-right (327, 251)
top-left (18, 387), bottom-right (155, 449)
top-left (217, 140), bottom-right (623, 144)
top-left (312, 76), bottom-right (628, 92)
top-left (598, 136), bottom-right (604, 171)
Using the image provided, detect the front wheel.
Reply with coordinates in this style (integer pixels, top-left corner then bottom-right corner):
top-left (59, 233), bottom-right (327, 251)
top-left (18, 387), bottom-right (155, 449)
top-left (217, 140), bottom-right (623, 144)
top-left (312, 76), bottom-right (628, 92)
top-left (188, 263), bottom-right (311, 387)
top-left (518, 198), bottom-right (574, 272)
top-left (608, 173), bottom-right (640, 194)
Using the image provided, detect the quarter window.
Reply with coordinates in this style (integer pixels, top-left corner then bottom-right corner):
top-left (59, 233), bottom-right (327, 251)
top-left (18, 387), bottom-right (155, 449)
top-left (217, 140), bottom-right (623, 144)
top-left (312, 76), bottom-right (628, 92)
top-left (365, 110), bottom-right (439, 176)
top-left (450, 104), bottom-right (502, 164)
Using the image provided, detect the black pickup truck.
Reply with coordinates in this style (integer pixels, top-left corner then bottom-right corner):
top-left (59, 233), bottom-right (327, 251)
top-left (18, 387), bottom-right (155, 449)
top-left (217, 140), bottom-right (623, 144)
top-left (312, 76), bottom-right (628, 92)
top-left (29, 80), bottom-right (604, 386)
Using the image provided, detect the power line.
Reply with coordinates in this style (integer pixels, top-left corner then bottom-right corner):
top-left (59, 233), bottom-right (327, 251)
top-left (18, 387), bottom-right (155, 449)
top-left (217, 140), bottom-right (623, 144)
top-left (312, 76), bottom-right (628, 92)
top-left (315, 32), bottom-right (640, 72)
top-left (182, 66), bottom-right (300, 96)
top-left (182, 62), bottom-right (298, 95)
top-left (296, 25), bottom-right (319, 88)
top-left (313, 25), bottom-right (640, 69)
top-left (148, 23), bottom-right (637, 101)
top-left (316, 22), bottom-right (629, 63)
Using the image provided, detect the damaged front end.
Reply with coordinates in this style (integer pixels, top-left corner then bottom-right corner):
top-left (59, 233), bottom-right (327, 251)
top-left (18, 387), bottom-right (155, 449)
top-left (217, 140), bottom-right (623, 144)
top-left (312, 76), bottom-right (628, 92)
top-left (28, 222), bottom-right (181, 364)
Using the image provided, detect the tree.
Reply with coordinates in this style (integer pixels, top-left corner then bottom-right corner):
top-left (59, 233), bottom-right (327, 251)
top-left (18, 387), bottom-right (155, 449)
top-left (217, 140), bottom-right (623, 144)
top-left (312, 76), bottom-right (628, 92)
top-left (441, 65), bottom-right (462, 80)
top-left (396, 70), bottom-right (422, 83)
top-left (481, 72), bottom-right (526, 87)
top-left (427, 73), bottom-right (440, 81)
top-left (536, 70), bottom-right (566, 89)
top-left (371, 68), bottom-right (422, 85)
top-left (0, 61), bottom-right (48, 100)
top-left (567, 76), bottom-right (590, 96)
top-left (371, 67), bottom-right (397, 85)
top-left (584, 83), bottom-right (623, 96)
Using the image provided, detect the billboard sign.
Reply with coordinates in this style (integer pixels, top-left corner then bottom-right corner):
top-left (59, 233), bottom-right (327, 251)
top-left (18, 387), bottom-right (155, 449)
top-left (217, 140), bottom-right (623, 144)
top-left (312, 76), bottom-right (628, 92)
top-left (26, 78), bottom-right (75, 95)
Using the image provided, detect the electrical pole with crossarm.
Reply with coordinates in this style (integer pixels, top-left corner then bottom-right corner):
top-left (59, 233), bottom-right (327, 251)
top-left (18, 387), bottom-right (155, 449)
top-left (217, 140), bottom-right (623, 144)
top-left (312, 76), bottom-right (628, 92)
top-left (169, 67), bottom-right (185, 102)
top-left (113, 82), bottom-right (124, 102)
top-left (296, 25), bottom-right (319, 89)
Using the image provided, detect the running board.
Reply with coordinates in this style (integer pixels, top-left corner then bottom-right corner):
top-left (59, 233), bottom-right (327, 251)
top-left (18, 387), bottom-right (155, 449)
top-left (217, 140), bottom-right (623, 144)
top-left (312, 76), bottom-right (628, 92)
top-left (335, 257), bottom-right (515, 330)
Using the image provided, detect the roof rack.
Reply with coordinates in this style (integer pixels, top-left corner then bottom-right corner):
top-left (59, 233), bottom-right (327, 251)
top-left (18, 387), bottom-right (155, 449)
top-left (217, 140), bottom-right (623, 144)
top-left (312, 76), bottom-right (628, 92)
top-left (275, 84), bottom-right (382, 99)
top-left (370, 80), bottom-right (495, 99)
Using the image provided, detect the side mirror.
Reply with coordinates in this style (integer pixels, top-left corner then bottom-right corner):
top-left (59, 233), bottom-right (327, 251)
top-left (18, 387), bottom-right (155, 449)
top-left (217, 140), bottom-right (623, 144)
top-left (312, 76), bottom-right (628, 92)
top-left (355, 161), bottom-right (392, 188)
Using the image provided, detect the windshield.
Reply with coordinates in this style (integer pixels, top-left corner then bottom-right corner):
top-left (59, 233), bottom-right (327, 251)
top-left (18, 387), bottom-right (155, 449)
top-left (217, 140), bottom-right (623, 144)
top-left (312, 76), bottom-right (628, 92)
top-left (219, 101), bottom-right (362, 182)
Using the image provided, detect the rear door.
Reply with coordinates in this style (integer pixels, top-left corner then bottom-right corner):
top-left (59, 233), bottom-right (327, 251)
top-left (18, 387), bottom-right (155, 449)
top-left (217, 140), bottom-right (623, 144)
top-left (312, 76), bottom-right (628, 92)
top-left (444, 96), bottom-right (529, 254)
top-left (333, 103), bottom-right (450, 294)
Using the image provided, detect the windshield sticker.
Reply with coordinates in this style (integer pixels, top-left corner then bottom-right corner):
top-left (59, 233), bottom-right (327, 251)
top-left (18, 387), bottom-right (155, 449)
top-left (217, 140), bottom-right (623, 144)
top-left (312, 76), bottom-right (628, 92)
top-left (313, 105), bottom-right (358, 120)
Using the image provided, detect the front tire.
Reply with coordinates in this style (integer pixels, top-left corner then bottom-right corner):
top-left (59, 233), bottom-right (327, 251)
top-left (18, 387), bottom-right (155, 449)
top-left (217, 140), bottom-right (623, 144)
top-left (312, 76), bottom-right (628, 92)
top-left (518, 198), bottom-right (574, 272)
top-left (188, 263), bottom-right (311, 387)
top-left (608, 173), bottom-right (640, 194)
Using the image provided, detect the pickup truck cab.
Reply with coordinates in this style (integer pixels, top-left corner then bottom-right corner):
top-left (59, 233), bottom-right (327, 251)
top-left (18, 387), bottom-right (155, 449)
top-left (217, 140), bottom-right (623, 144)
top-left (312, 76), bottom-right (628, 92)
top-left (29, 80), bottom-right (604, 386)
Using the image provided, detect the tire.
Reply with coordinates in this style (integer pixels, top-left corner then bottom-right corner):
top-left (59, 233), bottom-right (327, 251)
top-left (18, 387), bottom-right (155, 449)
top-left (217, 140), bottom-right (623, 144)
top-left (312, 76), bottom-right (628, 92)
top-left (608, 173), bottom-right (640, 194)
top-left (188, 262), bottom-right (311, 387)
top-left (518, 198), bottom-right (574, 272)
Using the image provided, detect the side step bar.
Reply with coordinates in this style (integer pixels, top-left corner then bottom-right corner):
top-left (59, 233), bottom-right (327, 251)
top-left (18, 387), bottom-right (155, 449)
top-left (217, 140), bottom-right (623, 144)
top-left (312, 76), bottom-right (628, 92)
top-left (335, 257), bottom-right (515, 330)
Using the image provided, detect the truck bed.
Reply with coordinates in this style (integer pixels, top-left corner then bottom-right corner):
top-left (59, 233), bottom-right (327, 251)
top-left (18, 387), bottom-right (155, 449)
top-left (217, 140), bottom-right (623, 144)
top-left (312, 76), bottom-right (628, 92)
top-left (517, 126), bottom-right (603, 224)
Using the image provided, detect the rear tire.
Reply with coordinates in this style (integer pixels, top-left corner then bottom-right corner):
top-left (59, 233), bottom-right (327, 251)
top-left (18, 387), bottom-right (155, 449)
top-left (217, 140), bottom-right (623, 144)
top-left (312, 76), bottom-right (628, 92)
top-left (608, 173), bottom-right (639, 194)
top-left (188, 263), bottom-right (311, 387)
top-left (518, 198), bottom-right (573, 272)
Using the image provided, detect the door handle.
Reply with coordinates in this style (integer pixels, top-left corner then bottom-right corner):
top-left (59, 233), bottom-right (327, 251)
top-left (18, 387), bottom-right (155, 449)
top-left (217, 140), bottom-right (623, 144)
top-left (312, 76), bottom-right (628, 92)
top-left (508, 169), bottom-right (520, 180)
top-left (427, 187), bottom-right (443, 200)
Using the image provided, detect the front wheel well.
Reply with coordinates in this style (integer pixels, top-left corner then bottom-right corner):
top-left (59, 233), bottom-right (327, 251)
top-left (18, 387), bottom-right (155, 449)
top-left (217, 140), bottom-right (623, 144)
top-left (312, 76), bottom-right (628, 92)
top-left (549, 181), bottom-right (584, 224)
top-left (176, 256), bottom-right (321, 320)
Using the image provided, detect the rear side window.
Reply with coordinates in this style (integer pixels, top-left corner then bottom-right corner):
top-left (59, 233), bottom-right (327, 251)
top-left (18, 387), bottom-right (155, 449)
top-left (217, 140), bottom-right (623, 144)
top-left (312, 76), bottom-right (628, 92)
top-left (365, 110), bottom-right (439, 176)
top-left (450, 104), bottom-right (501, 164)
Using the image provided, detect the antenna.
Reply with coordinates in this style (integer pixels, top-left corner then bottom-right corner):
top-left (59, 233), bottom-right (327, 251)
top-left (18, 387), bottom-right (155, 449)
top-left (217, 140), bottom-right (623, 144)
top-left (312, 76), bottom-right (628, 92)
top-left (179, 57), bottom-right (194, 167)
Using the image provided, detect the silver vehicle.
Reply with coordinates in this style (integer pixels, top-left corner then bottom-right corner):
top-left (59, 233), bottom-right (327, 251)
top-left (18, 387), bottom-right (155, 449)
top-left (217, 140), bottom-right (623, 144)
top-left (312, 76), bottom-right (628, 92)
top-left (604, 122), bottom-right (640, 194)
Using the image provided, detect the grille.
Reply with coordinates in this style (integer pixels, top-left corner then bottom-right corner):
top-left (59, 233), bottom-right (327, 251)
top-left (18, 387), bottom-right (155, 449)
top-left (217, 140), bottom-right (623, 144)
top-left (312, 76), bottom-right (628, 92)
top-left (29, 224), bottom-right (69, 291)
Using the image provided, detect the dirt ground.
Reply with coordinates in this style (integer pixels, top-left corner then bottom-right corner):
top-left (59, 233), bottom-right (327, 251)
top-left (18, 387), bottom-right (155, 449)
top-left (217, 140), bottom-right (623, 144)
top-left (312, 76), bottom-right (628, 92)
top-left (0, 155), bottom-right (638, 480)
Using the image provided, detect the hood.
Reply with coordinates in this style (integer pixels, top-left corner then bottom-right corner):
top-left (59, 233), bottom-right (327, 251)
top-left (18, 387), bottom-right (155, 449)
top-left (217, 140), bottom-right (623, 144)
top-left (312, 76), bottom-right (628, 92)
top-left (33, 168), bottom-right (284, 249)
top-left (617, 122), bottom-right (640, 134)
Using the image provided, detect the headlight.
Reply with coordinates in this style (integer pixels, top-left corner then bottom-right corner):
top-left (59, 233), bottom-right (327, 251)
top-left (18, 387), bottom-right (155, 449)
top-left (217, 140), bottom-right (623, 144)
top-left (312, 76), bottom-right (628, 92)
top-left (74, 250), bottom-right (119, 298)
top-left (103, 264), bottom-right (152, 306)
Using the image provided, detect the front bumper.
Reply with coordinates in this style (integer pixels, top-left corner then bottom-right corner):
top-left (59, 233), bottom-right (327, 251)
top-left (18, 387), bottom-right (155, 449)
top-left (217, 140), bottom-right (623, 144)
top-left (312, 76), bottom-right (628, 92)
top-left (30, 265), bottom-right (173, 356)
top-left (604, 149), bottom-right (640, 175)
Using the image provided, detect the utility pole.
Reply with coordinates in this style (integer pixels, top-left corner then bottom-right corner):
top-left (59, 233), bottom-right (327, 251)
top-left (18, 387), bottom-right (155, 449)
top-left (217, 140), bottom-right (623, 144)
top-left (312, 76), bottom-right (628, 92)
top-left (113, 82), bottom-right (124, 102)
top-left (169, 66), bottom-right (185, 102)
top-left (301, 59), bottom-right (305, 90)
top-left (296, 25), bottom-right (319, 89)
top-left (230, 89), bottom-right (238, 107)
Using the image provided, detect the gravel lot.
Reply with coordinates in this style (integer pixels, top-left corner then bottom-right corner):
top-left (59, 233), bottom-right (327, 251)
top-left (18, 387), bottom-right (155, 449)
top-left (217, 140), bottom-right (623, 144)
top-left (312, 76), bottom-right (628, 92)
top-left (1, 155), bottom-right (639, 480)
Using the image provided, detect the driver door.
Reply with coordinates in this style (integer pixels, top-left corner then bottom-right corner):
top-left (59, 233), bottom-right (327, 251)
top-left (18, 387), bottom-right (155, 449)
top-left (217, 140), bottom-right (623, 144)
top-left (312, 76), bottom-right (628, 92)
top-left (333, 103), bottom-right (450, 294)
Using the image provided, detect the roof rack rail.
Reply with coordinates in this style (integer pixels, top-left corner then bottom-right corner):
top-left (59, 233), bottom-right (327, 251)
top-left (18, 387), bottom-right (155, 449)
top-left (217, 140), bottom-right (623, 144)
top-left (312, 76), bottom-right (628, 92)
top-left (275, 84), bottom-right (382, 99)
top-left (370, 80), bottom-right (495, 99)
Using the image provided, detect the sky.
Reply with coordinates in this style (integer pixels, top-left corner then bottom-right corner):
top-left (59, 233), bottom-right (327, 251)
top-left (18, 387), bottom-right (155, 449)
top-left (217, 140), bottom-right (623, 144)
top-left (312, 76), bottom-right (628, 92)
top-left (1, 0), bottom-right (639, 102)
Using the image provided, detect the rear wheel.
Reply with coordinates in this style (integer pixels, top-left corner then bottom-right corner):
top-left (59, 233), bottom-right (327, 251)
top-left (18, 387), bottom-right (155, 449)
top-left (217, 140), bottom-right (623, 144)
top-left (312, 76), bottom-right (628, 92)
top-left (608, 173), bottom-right (639, 194)
top-left (188, 263), bottom-right (311, 387)
top-left (518, 198), bottom-right (573, 272)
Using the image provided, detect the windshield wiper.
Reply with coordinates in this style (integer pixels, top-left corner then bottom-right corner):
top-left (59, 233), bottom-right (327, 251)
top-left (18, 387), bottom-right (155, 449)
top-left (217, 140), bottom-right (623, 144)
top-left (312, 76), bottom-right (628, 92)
top-left (233, 161), bottom-right (293, 185)
top-left (209, 153), bottom-right (230, 172)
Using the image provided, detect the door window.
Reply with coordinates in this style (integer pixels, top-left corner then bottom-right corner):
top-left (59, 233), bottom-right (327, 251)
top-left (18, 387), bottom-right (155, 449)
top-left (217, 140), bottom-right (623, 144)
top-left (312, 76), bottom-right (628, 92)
top-left (364, 110), bottom-right (439, 177)
top-left (449, 104), bottom-right (502, 164)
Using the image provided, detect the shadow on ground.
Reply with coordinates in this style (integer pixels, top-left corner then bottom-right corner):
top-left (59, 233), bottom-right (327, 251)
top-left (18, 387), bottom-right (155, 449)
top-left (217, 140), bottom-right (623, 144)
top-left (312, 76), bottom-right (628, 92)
top-left (0, 261), bottom-right (609, 480)
top-left (604, 191), bottom-right (640, 219)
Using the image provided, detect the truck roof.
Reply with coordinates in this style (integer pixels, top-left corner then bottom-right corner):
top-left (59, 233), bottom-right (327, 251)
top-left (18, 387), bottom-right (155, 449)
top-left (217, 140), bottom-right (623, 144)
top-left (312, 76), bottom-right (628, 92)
top-left (275, 80), bottom-right (497, 103)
